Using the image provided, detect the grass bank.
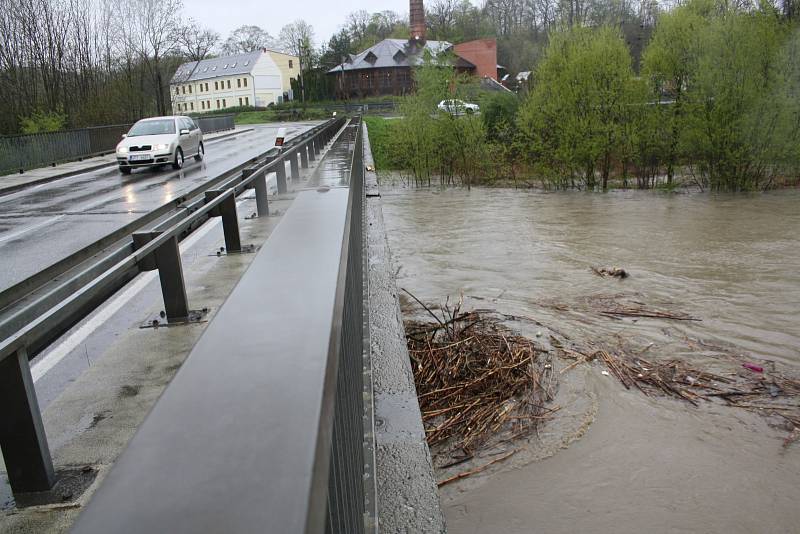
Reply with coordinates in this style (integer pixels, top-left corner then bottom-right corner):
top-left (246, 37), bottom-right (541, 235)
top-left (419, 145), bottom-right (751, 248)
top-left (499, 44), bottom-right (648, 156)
top-left (364, 117), bottom-right (403, 171)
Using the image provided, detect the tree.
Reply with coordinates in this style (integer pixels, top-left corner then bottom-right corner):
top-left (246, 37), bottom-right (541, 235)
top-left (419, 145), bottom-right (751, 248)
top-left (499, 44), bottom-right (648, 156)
top-left (122, 0), bottom-right (184, 115)
top-left (641, 4), bottom-right (707, 183)
top-left (278, 20), bottom-right (315, 58)
top-left (178, 20), bottom-right (220, 62)
top-left (680, 4), bottom-right (791, 190)
top-left (222, 25), bottom-right (279, 54)
top-left (517, 27), bottom-right (637, 189)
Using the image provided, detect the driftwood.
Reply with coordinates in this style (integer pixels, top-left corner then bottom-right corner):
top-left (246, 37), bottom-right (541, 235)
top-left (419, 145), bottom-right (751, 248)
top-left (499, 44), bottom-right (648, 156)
top-left (591, 266), bottom-right (629, 279)
top-left (405, 296), bottom-right (556, 462)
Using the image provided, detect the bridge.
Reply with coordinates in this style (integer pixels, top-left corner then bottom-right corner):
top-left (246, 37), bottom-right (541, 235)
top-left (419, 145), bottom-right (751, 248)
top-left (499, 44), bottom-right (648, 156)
top-left (0, 117), bottom-right (445, 532)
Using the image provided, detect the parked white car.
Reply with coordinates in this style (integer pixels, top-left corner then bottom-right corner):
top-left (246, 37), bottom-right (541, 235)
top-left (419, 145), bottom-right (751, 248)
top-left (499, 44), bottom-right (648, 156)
top-left (437, 99), bottom-right (480, 115)
top-left (116, 116), bottom-right (204, 174)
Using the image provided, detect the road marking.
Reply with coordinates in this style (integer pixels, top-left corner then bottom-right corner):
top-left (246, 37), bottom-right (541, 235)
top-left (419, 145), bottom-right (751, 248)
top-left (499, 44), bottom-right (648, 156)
top-left (0, 215), bottom-right (66, 245)
top-left (30, 195), bottom-right (253, 383)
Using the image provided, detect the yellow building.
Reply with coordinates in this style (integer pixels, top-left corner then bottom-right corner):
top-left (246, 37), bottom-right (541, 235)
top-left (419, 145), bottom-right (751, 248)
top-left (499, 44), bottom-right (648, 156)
top-left (170, 49), bottom-right (300, 114)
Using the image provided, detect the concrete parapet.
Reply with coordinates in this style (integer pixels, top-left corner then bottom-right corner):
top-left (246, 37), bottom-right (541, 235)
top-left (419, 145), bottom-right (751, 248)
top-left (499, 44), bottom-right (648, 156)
top-left (363, 123), bottom-right (446, 533)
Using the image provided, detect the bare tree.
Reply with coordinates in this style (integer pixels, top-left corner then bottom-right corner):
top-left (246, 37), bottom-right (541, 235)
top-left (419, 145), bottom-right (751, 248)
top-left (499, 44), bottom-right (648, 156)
top-left (178, 19), bottom-right (219, 62)
top-left (221, 25), bottom-right (279, 54)
top-left (278, 19), bottom-right (315, 57)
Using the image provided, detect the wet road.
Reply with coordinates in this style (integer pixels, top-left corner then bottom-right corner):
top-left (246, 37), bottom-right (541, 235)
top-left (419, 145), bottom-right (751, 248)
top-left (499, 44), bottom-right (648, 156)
top-left (0, 122), bottom-right (321, 291)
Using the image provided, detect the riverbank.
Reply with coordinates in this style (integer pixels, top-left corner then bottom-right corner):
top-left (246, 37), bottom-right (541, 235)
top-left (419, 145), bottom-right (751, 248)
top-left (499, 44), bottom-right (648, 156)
top-left (381, 185), bottom-right (800, 533)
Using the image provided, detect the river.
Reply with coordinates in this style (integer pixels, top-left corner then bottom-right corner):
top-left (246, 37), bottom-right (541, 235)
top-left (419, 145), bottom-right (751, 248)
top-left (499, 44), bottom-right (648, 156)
top-left (380, 186), bottom-right (800, 534)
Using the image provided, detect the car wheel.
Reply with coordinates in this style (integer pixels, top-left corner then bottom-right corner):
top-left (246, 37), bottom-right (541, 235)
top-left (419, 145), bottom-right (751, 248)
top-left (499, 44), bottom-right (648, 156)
top-left (194, 142), bottom-right (204, 162)
top-left (466, 108), bottom-right (475, 115)
top-left (119, 166), bottom-right (131, 175)
top-left (172, 148), bottom-right (184, 170)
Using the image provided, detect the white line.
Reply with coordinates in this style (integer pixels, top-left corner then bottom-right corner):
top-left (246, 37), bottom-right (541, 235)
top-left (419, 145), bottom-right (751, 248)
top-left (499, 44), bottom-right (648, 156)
top-left (0, 215), bottom-right (66, 245)
top-left (29, 197), bottom-right (251, 382)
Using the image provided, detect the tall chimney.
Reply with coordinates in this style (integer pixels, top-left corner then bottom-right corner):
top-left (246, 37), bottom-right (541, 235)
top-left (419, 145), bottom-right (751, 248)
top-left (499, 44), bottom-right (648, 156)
top-left (410, 0), bottom-right (426, 43)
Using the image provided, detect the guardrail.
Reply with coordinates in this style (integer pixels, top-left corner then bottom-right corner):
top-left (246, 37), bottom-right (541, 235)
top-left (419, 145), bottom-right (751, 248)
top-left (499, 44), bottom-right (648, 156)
top-left (0, 115), bottom-right (235, 176)
top-left (0, 117), bottom-right (346, 497)
top-left (71, 117), bottom-right (374, 533)
top-left (324, 102), bottom-right (397, 115)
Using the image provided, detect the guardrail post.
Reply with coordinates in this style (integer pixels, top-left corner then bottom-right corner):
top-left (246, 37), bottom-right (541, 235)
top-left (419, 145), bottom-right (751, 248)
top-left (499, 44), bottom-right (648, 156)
top-left (253, 172), bottom-right (269, 217)
top-left (276, 157), bottom-right (288, 194)
top-left (135, 232), bottom-right (191, 321)
top-left (289, 151), bottom-right (300, 181)
top-left (155, 236), bottom-right (190, 321)
top-left (243, 167), bottom-right (269, 217)
top-left (205, 191), bottom-right (242, 253)
top-left (313, 137), bottom-right (321, 156)
top-left (308, 140), bottom-right (317, 162)
top-left (299, 144), bottom-right (309, 169)
top-left (0, 347), bottom-right (56, 494)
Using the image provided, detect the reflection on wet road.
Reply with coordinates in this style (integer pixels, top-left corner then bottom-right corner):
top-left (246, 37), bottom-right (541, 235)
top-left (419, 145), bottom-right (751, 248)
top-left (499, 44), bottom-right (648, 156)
top-left (0, 122), bottom-right (321, 290)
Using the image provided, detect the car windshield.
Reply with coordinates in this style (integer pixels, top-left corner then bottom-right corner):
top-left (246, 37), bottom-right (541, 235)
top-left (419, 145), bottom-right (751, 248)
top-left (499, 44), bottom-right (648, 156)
top-left (128, 119), bottom-right (176, 137)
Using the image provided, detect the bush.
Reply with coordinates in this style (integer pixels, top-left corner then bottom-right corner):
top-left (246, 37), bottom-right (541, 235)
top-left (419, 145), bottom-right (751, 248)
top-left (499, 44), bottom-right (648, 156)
top-left (19, 110), bottom-right (67, 134)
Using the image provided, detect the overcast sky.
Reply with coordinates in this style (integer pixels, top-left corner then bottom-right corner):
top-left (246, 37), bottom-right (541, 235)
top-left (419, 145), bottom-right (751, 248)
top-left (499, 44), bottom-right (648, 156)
top-left (183, 0), bottom-right (418, 47)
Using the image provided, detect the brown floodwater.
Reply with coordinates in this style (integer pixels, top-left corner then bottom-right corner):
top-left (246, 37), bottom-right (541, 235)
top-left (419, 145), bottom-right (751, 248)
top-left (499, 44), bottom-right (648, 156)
top-left (380, 186), bottom-right (800, 534)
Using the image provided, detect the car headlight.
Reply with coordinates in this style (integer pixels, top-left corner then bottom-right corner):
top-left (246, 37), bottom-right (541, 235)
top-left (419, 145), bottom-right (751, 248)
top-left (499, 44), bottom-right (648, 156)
top-left (155, 143), bottom-right (170, 151)
top-left (117, 146), bottom-right (128, 154)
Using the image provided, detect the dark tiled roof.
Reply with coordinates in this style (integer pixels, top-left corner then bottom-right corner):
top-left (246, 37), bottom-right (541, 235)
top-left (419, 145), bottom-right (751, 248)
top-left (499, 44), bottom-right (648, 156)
top-left (327, 39), bottom-right (474, 73)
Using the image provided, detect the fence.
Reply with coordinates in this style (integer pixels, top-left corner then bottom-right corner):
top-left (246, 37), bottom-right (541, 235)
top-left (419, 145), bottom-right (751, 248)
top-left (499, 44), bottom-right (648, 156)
top-left (0, 115), bottom-right (235, 176)
top-left (324, 102), bottom-right (397, 115)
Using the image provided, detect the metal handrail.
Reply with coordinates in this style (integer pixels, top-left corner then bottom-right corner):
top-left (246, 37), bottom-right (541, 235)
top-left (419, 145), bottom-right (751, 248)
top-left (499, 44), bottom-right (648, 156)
top-left (0, 115), bottom-right (237, 176)
top-left (0, 117), bottom-right (347, 497)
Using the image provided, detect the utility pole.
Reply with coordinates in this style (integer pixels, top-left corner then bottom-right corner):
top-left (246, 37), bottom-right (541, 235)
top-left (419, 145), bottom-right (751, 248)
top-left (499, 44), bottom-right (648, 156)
top-left (298, 39), bottom-right (306, 104)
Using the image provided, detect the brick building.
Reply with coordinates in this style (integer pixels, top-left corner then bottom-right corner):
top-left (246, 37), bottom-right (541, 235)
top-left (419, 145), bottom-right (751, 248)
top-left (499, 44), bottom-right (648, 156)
top-left (327, 0), bottom-right (498, 99)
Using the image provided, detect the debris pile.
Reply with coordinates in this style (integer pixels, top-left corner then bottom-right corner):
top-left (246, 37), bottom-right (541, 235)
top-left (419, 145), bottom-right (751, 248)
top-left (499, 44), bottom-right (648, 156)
top-left (557, 343), bottom-right (800, 447)
top-left (404, 296), bottom-right (556, 468)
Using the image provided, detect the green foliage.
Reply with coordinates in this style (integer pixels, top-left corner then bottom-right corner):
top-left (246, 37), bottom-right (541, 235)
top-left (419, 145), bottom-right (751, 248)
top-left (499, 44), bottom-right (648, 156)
top-left (517, 27), bottom-right (638, 189)
top-left (363, 117), bottom-right (404, 170)
top-left (480, 92), bottom-right (520, 141)
top-left (368, 53), bottom-right (490, 186)
top-left (19, 110), bottom-right (68, 134)
top-left (643, 1), bottom-right (796, 190)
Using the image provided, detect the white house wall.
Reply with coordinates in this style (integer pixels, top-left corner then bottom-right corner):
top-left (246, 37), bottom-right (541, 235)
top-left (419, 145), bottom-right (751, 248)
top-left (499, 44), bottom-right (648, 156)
top-left (251, 54), bottom-right (285, 105)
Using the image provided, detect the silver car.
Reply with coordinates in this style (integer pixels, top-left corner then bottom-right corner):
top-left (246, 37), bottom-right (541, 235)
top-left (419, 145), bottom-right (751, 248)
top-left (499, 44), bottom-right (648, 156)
top-left (116, 116), bottom-right (204, 174)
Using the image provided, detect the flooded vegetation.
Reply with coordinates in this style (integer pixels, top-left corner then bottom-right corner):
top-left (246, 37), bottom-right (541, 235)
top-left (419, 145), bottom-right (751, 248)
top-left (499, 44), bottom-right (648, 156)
top-left (381, 186), bottom-right (800, 533)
